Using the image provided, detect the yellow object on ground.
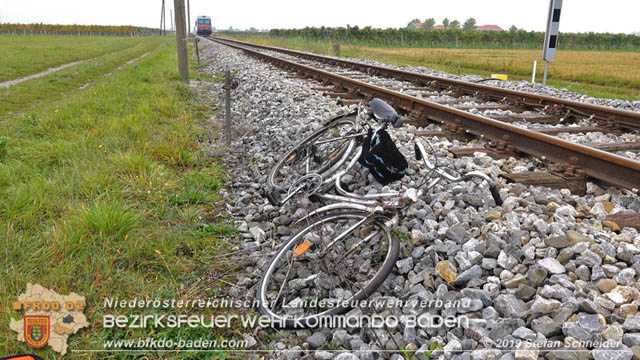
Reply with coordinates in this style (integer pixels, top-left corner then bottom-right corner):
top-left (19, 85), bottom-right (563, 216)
top-left (491, 74), bottom-right (508, 81)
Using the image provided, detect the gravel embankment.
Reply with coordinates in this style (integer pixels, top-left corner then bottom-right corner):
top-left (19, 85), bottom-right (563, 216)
top-left (192, 39), bottom-right (640, 360)
top-left (244, 44), bottom-right (640, 162)
top-left (250, 44), bottom-right (640, 113)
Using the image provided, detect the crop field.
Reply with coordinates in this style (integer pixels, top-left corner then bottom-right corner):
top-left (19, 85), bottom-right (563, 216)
top-left (0, 35), bottom-right (233, 357)
top-left (231, 36), bottom-right (640, 100)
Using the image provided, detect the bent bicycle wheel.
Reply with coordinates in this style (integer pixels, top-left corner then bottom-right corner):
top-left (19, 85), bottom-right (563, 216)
top-left (268, 114), bottom-right (358, 191)
top-left (256, 211), bottom-right (399, 328)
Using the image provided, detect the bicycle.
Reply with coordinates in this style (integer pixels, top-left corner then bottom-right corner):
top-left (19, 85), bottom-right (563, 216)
top-left (258, 99), bottom-right (503, 328)
top-left (266, 98), bottom-right (402, 196)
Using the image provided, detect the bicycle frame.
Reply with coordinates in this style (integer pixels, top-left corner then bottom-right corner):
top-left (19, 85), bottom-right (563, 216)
top-left (270, 100), bottom-right (502, 214)
top-left (294, 138), bottom-right (502, 225)
top-left (294, 140), bottom-right (428, 224)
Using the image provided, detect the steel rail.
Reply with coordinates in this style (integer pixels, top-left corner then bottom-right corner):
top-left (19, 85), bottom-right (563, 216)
top-left (207, 37), bottom-right (640, 191)
top-left (215, 36), bottom-right (640, 131)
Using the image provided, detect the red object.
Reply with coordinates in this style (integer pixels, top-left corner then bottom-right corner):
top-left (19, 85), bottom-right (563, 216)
top-left (24, 316), bottom-right (50, 349)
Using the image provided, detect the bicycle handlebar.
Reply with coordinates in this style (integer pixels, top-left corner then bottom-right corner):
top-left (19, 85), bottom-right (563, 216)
top-left (329, 140), bottom-right (503, 206)
top-left (490, 185), bottom-right (504, 206)
top-left (463, 171), bottom-right (503, 206)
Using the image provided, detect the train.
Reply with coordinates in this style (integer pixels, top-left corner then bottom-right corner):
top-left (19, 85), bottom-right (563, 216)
top-left (195, 15), bottom-right (212, 36)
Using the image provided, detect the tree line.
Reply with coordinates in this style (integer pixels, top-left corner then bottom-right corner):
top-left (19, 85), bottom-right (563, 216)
top-left (0, 23), bottom-right (158, 36)
top-left (265, 26), bottom-right (640, 51)
top-left (409, 17), bottom-right (480, 31)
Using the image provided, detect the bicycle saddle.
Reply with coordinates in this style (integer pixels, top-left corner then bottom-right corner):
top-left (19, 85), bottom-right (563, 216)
top-left (369, 98), bottom-right (403, 128)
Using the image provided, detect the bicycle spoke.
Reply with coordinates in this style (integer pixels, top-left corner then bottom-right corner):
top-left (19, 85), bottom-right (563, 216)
top-left (269, 117), bottom-right (357, 190)
top-left (259, 212), bottom-right (397, 322)
top-left (342, 228), bottom-right (379, 259)
top-left (273, 252), bottom-right (296, 312)
top-left (325, 215), bottom-right (372, 250)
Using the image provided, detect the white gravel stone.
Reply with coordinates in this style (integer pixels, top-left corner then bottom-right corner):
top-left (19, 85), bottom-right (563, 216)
top-left (537, 258), bottom-right (566, 274)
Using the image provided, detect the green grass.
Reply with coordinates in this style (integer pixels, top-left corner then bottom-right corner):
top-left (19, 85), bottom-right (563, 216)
top-left (0, 35), bottom-right (147, 82)
top-left (230, 36), bottom-right (640, 100)
top-left (0, 37), bottom-right (164, 116)
top-left (0, 37), bottom-right (239, 358)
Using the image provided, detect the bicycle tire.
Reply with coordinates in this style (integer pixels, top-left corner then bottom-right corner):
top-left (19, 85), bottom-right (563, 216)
top-left (267, 114), bottom-right (358, 191)
top-left (256, 211), bottom-right (399, 328)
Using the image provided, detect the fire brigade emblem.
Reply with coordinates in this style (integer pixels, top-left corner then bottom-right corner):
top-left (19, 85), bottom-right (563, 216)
top-left (24, 315), bottom-right (50, 348)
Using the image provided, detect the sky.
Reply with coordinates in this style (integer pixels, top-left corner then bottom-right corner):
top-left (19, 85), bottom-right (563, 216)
top-left (1, 0), bottom-right (639, 34)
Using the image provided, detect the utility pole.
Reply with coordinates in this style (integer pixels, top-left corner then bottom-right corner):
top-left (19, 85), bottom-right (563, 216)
top-left (162, 0), bottom-right (166, 36)
top-left (159, 0), bottom-right (164, 36)
top-left (170, 9), bottom-right (174, 32)
top-left (187, 0), bottom-right (192, 36)
top-left (173, 0), bottom-right (189, 81)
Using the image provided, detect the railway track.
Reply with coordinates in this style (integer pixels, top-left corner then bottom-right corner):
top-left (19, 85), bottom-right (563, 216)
top-left (205, 36), bottom-right (640, 194)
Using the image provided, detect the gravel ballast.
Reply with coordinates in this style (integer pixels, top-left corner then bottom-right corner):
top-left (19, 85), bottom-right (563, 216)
top-left (192, 39), bottom-right (640, 360)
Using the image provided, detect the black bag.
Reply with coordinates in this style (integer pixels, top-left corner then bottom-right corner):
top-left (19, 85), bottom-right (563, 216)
top-left (358, 128), bottom-right (408, 185)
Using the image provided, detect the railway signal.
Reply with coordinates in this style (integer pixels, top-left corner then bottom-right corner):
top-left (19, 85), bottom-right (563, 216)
top-left (542, 0), bottom-right (563, 86)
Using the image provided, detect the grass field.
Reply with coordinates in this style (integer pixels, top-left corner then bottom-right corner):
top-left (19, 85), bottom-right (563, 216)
top-left (0, 35), bottom-right (148, 82)
top-left (0, 36), bottom-right (236, 358)
top-left (0, 37), bottom-right (164, 116)
top-left (230, 36), bottom-right (640, 101)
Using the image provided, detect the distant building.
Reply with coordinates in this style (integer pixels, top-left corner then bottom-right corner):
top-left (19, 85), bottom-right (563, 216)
top-left (408, 22), bottom-right (424, 29)
top-left (475, 25), bottom-right (503, 31)
top-left (433, 25), bottom-right (446, 29)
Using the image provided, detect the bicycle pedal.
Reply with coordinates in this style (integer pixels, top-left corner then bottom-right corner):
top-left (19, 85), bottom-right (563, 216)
top-left (414, 143), bottom-right (423, 161)
top-left (265, 188), bottom-right (281, 206)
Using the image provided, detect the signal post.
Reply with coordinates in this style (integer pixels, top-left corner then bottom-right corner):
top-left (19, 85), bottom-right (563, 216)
top-left (542, 0), bottom-right (563, 86)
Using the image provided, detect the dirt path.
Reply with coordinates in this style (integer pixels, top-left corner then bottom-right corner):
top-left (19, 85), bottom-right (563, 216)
top-left (0, 58), bottom-right (96, 88)
top-left (79, 51), bottom-right (152, 90)
top-left (102, 51), bottom-right (152, 77)
top-left (79, 49), bottom-right (156, 90)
